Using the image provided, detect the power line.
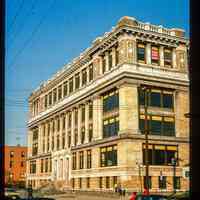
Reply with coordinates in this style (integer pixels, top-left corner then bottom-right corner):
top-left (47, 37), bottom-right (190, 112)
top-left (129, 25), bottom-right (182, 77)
top-left (7, 0), bottom-right (25, 34)
top-left (8, 0), bottom-right (37, 50)
top-left (7, 0), bottom-right (56, 71)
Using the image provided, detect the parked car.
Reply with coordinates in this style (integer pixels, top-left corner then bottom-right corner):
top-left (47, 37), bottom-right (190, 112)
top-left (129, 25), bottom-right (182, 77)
top-left (136, 194), bottom-right (169, 200)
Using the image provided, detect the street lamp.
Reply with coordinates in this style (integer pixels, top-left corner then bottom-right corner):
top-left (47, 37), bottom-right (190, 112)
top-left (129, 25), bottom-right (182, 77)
top-left (171, 157), bottom-right (177, 194)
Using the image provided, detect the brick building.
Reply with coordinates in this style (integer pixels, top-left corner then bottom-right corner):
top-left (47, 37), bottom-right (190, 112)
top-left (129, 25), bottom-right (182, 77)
top-left (27, 16), bottom-right (189, 193)
top-left (4, 145), bottom-right (27, 187)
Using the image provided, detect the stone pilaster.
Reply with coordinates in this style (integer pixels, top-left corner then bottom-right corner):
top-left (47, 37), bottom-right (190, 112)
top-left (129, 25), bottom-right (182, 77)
top-left (172, 48), bottom-right (177, 69)
top-left (93, 96), bottom-right (103, 140)
top-left (78, 106), bottom-right (82, 145)
top-left (49, 121), bottom-right (52, 152)
top-left (146, 43), bottom-right (151, 65)
top-left (60, 115), bottom-right (63, 149)
top-left (112, 47), bottom-right (116, 67)
top-left (38, 125), bottom-right (42, 154)
top-left (79, 71), bottom-right (82, 88)
top-left (45, 123), bottom-right (48, 153)
top-left (105, 51), bottom-right (109, 72)
top-left (85, 103), bottom-right (89, 143)
top-left (27, 130), bottom-right (33, 157)
top-left (159, 46), bottom-right (164, 67)
top-left (93, 55), bottom-right (101, 78)
top-left (118, 33), bottom-right (136, 64)
top-left (86, 67), bottom-right (89, 83)
top-left (119, 84), bottom-right (139, 134)
top-left (71, 110), bottom-right (75, 147)
top-left (65, 113), bottom-right (68, 149)
top-left (176, 44), bottom-right (188, 72)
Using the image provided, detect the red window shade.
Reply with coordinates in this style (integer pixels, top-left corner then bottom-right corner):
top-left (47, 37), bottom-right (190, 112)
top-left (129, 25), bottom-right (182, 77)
top-left (152, 47), bottom-right (159, 60)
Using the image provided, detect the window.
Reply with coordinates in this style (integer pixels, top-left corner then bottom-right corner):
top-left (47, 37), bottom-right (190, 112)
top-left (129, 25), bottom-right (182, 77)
top-left (164, 48), bottom-right (172, 67)
top-left (10, 161), bottom-right (14, 168)
top-left (68, 112), bottom-right (72, 128)
top-left (79, 178), bottom-right (82, 188)
top-left (87, 177), bottom-right (90, 188)
top-left (159, 176), bottom-right (167, 189)
top-left (51, 136), bottom-right (54, 151)
top-left (72, 152), bottom-right (76, 170)
top-left (53, 88), bottom-right (57, 103)
top-left (100, 145), bottom-right (117, 167)
top-left (108, 51), bottom-right (112, 70)
top-left (113, 176), bottom-right (117, 187)
top-left (41, 159), bottom-right (44, 173)
top-left (75, 73), bottom-right (80, 89)
top-left (137, 43), bottom-right (146, 63)
top-left (89, 101), bottom-right (93, 119)
top-left (63, 81), bottom-right (68, 97)
top-left (103, 90), bottom-right (119, 113)
top-left (103, 116), bottom-right (119, 138)
top-left (144, 176), bottom-right (152, 189)
top-left (56, 135), bottom-right (60, 150)
top-left (10, 151), bottom-right (14, 158)
top-left (79, 151), bottom-right (84, 169)
top-left (142, 144), bottom-right (178, 166)
top-left (62, 133), bottom-right (65, 149)
top-left (72, 178), bottom-right (75, 188)
top-left (82, 69), bottom-right (87, 86)
top-left (75, 109), bottom-right (78, 126)
top-left (87, 150), bottom-right (92, 169)
top-left (102, 56), bottom-right (106, 74)
top-left (139, 87), bottom-right (174, 109)
top-left (89, 64), bottom-right (93, 82)
top-left (89, 124), bottom-right (93, 142)
top-left (45, 158), bottom-right (48, 172)
top-left (69, 78), bottom-right (73, 93)
top-left (21, 161), bottom-right (24, 167)
top-left (151, 46), bottom-right (159, 65)
top-left (63, 116), bottom-right (65, 129)
top-left (139, 115), bottom-right (175, 136)
top-left (68, 131), bottom-right (71, 148)
top-left (48, 92), bottom-right (52, 106)
top-left (49, 158), bottom-right (52, 172)
top-left (30, 160), bottom-right (36, 174)
top-left (81, 105), bottom-right (85, 123)
top-left (81, 128), bottom-right (85, 144)
top-left (58, 85), bottom-right (62, 100)
top-left (99, 177), bottom-right (103, 189)
top-left (57, 118), bottom-right (60, 132)
top-left (45, 95), bottom-right (48, 108)
top-left (75, 130), bottom-right (78, 146)
top-left (115, 48), bottom-right (119, 65)
top-left (174, 177), bottom-right (181, 190)
top-left (21, 151), bottom-right (25, 157)
top-left (106, 177), bottom-right (110, 188)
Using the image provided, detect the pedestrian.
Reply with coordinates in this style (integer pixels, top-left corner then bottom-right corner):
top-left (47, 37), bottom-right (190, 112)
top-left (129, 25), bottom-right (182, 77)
top-left (114, 183), bottom-right (118, 193)
top-left (122, 188), bottom-right (126, 197)
top-left (130, 192), bottom-right (137, 200)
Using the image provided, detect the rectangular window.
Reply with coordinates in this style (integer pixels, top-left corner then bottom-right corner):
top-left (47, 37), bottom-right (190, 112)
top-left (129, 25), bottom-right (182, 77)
top-left (62, 133), bottom-right (65, 149)
top-left (100, 145), bottom-right (117, 167)
top-left (45, 158), bottom-right (48, 172)
top-left (163, 92), bottom-right (173, 108)
top-left (103, 90), bottom-right (119, 113)
top-left (75, 109), bottom-right (78, 126)
top-left (72, 152), bottom-right (76, 170)
top-left (87, 177), bottom-right (90, 188)
top-left (63, 81), bottom-right (68, 97)
top-left (75, 73), bottom-right (80, 89)
top-left (48, 92), bottom-right (52, 106)
top-left (137, 43), bottom-right (146, 63)
top-left (68, 112), bottom-right (72, 128)
top-left (81, 106), bottom-right (85, 123)
top-left (106, 177), bottom-right (110, 188)
top-left (144, 176), bottom-right (152, 189)
top-left (75, 130), bottom-right (78, 146)
top-left (63, 116), bottom-right (65, 129)
top-left (89, 124), bottom-right (93, 142)
top-left (159, 176), bottom-right (167, 189)
top-left (164, 48), bottom-right (172, 67)
top-left (113, 176), bottom-right (117, 187)
top-left (72, 178), bottom-right (75, 188)
top-left (108, 52), bottom-right (112, 70)
top-left (81, 128), bottom-right (85, 144)
top-left (115, 48), bottom-right (119, 65)
top-left (99, 177), bottom-right (103, 189)
top-left (87, 150), bottom-right (92, 169)
top-left (102, 56), bottom-right (106, 74)
top-left (79, 151), bottom-right (84, 169)
top-left (174, 177), bottom-right (181, 190)
top-left (79, 178), bottom-right (82, 189)
top-left (142, 144), bottom-right (178, 166)
top-left (103, 116), bottom-right (119, 138)
top-left (58, 85), bottom-right (62, 100)
top-left (53, 89), bottom-right (57, 103)
top-left (45, 95), bottom-right (48, 108)
top-left (89, 64), bottom-right (93, 82)
top-left (69, 78), bottom-right (73, 93)
top-left (41, 159), bottom-right (44, 173)
top-left (89, 101), bottom-right (93, 119)
top-left (10, 161), bottom-right (13, 168)
top-left (30, 160), bottom-right (36, 174)
top-left (151, 46), bottom-right (159, 65)
top-left (82, 69), bottom-right (87, 86)
top-left (68, 131), bottom-right (71, 148)
top-left (57, 118), bottom-right (60, 132)
top-left (150, 90), bottom-right (161, 107)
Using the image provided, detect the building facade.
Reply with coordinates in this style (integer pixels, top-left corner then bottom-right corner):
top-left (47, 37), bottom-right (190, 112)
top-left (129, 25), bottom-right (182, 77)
top-left (27, 16), bottom-right (189, 193)
top-left (4, 145), bottom-right (27, 187)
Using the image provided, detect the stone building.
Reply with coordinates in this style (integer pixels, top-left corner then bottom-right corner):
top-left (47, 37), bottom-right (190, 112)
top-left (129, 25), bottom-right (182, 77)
top-left (27, 16), bottom-right (189, 193)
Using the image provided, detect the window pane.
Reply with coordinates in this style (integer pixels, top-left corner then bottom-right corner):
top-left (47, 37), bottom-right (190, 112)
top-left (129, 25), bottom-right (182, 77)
top-left (151, 120), bottom-right (162, 135)
top-left (163, 121), bottom-right (175, 136)
top-left (166, 150), bottom-right (176, 165)
top-left (163, 93), bottom-right (173, 108)
top-left (154, 150), bottom-right (165, 165)
top-left (150, 92), bottom-right (161, 107)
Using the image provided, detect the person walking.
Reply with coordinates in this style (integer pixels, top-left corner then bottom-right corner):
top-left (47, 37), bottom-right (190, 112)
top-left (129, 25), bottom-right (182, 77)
top-left (130, 192), bottom-right (137, 200)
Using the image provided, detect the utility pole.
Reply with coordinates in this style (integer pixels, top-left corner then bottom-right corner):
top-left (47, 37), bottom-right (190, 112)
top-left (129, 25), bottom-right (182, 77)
top-left (143, 86), bottom-right (149, 195)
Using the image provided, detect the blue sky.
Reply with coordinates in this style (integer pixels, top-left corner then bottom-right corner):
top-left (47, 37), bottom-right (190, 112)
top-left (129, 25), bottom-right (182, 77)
top-left (5, 0), bottom-right (189, 146)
